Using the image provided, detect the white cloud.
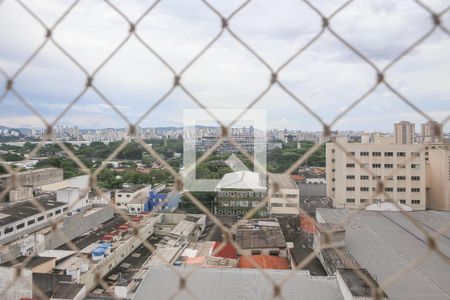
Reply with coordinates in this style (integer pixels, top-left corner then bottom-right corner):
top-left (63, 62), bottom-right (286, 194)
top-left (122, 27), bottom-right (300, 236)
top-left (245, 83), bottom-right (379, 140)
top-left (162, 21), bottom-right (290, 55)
top-left (0, 0), bottom-right (448, 131)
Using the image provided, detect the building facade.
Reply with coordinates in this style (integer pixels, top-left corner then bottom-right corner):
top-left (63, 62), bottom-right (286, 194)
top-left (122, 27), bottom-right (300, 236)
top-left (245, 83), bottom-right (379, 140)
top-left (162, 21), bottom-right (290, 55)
top-left (114, 185), bottom-right (150, 209)
top-left (425, 144), bottom-right (450, 210)
top-left (394, 121), bottom-right (415, 144)
top-left (326, 137), bottom-right (426, 210)
top-left (268, 174), bottom-right (299, 216)
top-left (214, 171), bottom-right (269, 217)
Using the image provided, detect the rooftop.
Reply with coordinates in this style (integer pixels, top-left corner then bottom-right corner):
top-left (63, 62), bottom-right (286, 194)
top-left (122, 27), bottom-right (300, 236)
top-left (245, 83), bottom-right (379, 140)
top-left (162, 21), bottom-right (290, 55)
top-left (52, 283), bottom-right (85, 299)
top-left (0, 195), bottom-right (66, 227)
top-left (269, 174), bottom-right (298, 190)
top-left (238, 255), bottom-right (290, 269)
top-left (236, 228), bottom-right (286, 249)
top-left (316, 208), bottom-right (450, 299)
top-left (338, 268), bottom-right (387, 298)
top-left (117, 184), bottom-right (148, 193)
top-left (0, 167), bottom-right (61, 179)
top-left (0, 255), bottom-right (54, 269)
top-left (133, 266), bottom-right (341, 300)
top-left (216, 171), bottom-right (267, 191)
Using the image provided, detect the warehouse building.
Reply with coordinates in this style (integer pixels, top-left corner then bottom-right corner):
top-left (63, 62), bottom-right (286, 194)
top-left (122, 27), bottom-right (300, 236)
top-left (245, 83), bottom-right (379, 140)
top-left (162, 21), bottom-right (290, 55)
top-left (316, 208), bottom-right (450, 299)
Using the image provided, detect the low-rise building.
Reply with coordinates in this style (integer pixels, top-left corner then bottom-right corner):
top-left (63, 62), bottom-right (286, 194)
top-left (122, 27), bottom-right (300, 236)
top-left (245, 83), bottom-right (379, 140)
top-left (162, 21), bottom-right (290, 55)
top-left (268, 174), bottom-right (299, 216)
top-left (0, 195), bottom-right (68, 245)
top-left (214, 171), bottom-right (268, 218)
top-left (115, 185), bottom-right (150, 209)
top-left (145, 184), bottom-right (181, 212)
top-left (234, 219), bottom-right (289, 258)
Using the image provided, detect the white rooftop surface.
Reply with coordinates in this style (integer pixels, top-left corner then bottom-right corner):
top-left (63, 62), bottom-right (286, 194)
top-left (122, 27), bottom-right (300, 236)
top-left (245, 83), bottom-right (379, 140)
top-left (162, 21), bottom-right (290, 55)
top-left (317, 208), bottom-right (450, 300)
top-left (39, 249), bottom-right (76, 261)
top-left (216, 171), bottom-right (267, 191)
top-left (145, 247), bottom-right (181, 266)
top-left (79, 243), bottom-right (100, 254)
top-left (133, 266), bottom-right (341, 300)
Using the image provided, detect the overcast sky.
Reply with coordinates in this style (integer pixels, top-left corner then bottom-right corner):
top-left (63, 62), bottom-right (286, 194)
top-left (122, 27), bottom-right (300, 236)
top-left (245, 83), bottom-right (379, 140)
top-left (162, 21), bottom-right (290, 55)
top-left (0, 0), bottom-right (449, 132)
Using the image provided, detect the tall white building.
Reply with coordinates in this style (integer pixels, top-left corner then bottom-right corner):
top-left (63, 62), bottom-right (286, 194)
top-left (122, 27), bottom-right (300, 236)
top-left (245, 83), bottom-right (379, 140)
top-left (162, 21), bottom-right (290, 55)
top-left (327, 136), bottom-right (426, 210)
top-left (327, 136), bottom-right (450, 211)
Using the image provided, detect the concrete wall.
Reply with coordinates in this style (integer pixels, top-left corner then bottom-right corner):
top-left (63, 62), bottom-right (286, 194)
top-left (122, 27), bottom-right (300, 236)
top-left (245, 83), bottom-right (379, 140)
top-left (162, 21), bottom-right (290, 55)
top-left (33, 273), bottom-right (72, 298)
top-left (42, 204), bottom-right (114, 250)
top-left (39, 175), bottom-right (89, 192)
top-left (0, 168), bottom-right (63, 190)
top-left (426, 147), bottom-right (450, 210)
top-left (8, 187), bottom-right (33, 202)
top-left (0, 267), bottom-right (33, 300)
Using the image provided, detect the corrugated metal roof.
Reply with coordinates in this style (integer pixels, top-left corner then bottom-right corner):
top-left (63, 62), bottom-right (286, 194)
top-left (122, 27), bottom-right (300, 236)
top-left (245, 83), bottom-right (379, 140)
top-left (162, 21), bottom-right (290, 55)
top-left (133, 266), bottom-right (341, 300)
top-left (317, 208), bottom-right (450, 300)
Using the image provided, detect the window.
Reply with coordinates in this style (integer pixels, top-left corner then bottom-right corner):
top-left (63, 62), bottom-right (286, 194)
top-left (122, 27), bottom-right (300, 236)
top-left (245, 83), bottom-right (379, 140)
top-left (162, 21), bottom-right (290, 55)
top-left (271, 203), bottom-right (283, 207)
top-left (397, 164), bottom-right (406, 169)
top-left (412, 200), bottom-right (420, 204)
top-left (397, 188), bottom-right (406, 192)
top-left (360, 175), bottom-right (369, 180)
top-left (373, 176), bottom-right (381, 180)
top-left (360, 199), bottom-right (368, 203)
top-left (118, 194), bottom-right (122, 197)
top-left (360, 163), bottom-right (370, 168)
top-left (347, 152), bottom-right (355, 156)
top-left (346, 198), bottom-right (355, 203)
top-left (360, 152), bottom-right (369, 156)
top-left (16, 223), bottom-right (25, 230)
top-left (346, 175), bottom-right (355, 179)
top-left (385, 187), bottom-right (393, 192)
top-left (399, 200), bottom-right (406, 204)
top-left (332, 149), bottom-right (335, 153)
top-left (360, 187), bottom-right (369, 191)
top-left (332, 169), bottom-right (335, 172)
top-left (55, 209), bottom-right (61, 215)
top-left (412, 188), bottom-right (420, 192)
top-left (385, 176), bottom-right (394, 180)
top-left (372, 164), bottom-right (381, 168)
top-left (411, 152), bottom-right (420, 157)
top-left (346, 187), bottom-right (355, 191)
top-left (411, 176), bottom-right (420, 181)
top-left (384, 152), bottom-right (394, 156)
top-left (285, 203), bottom-right (298, 208)
top-left (332, 188), bottom-right (335, 191)
top-left (397, 152), bottom-right (406, 157)
top-left (372, 152), bottom-right (381, 156)
top-left (346, 163), bottom-right (355, 168)
top-left (27, 220), bottom-right (35, 225)
top-left (37, 216), bottom-right (44, 222)
top-left (397, 176), bottom-right (406, 180)
top-left (47, 213), bottom-right (53, 218)
top-left (384, 164), bottom-right (393, 168)
top-left (4, 227), bottom-right (13, 234)
top-left (332, 178), bottom-right (335, 182)
top-left (332, 159), bottom-right (335, 162)
top-left (126, 194), bottom-right (130, 197)
top-left (411, 164), bottom-right (420, 169)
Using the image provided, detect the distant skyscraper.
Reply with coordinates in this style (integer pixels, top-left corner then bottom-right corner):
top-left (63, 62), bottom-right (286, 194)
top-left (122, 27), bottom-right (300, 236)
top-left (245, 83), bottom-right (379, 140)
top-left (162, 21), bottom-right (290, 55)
top-left (394, 121), bottom-right (415, 144)
top-left (421, 120), bottom-right (443, 143)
